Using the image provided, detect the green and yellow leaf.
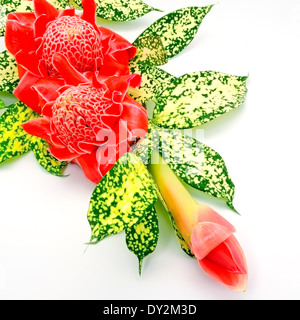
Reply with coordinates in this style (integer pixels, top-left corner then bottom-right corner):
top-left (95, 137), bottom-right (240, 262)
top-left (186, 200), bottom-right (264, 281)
top-left (87, 153), bottom-right (158, 243)
top-left (0, 50), bottom-right (19, 94)
top-left (30, 137), bottom-right (67, 176)
top-left (0, 101), bottom-right (36, 164)
top-left (125, 206), bottom-right (159, 274)
top-left (134, 124), bottom-right (236, 211)
top-left (128, 66), bottom-right (176, 107)
top-left (130, 36), bottom-right (168, 72)
top-left (152, 71), bottom-right (248, 129)
top-left (71, 0), bottom-right (159, 22)
top-left (136, 6), bottom-right (213, 59)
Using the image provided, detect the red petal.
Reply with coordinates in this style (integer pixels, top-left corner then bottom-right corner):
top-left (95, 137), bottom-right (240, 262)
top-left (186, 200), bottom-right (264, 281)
top-left (75, 151), bottom-right (102, 183)
top-left (191, 222), bottom-right (232, 260)
top-left (7, 12), bottom-right (36, 27)
top-left (13, 71), bottom-right (42, 114)
top-left (197, 205), bottom-right (236, 233)
top-left (58, 8), bottom-right (76, 18)
top-left (52, 53), bottom-right (89, 85)
top-left (121, 95), bottom-right (148, 135)
top-left (33, 77), bottom-right (63, 104)
top-left (81, 0), bottom-right (98, 32)
top-left (100, 55), bottom-right (130, 77)
top-left (5, 20), bottom-right (35, 56)
top-left (99, 26), bottom-right (137, 59)
top-left (33, 0), bottom-right (59, 20)
top-left (198, 235), bottom-right (248, 291)
top-left (49, 147), bottom-right (79, 162)
top-left (15, 50), bottom-right (40, 76)
top-left (22, 118), bottom-right (51, 141)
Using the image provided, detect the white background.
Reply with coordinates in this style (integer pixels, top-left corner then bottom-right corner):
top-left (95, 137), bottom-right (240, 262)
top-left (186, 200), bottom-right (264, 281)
top-left (0, 0), bottom-right (300, 300)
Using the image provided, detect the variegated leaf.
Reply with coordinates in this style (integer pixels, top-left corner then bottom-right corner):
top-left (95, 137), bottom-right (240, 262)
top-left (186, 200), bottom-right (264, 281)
top-left (128, 66), bottom-right (176, 107)
top-left (152, 71), bottom-right (248, 129)
top-left (0, 100), bottom-right (67, 175)
top-left (130, 36), bottom-right (168, 72)
top-left (30, 137), bottom-right (67, 176)
top-left (0, 101), bottom-right (36, 164)
top-left (136, 6), bottom-right (213, 59)
top-left (125, 206), bottom-right (159, 274)
top-left (87, 153), bottom-right (158, 243)
top-left (134, 124), bottom-right (236, 211)
top-left (0, 50), bottom-right (19, 94)
top-left (70, 0), bottom-right (159, 21)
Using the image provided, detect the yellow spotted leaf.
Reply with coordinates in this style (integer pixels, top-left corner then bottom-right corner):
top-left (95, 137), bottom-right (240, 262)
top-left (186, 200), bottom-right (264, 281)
top-left (70, 0), bottom-right (160, 21)
top-left (152, 71), bottom-right (248, 129)
top-left (136, 6), bottom-right (213, 59)
top-left (87, 153), bottom-right (158, 243)
top-left (125, 206), bottom-right (159, 274)
top-left (0, 50), bottom-right (19, 94)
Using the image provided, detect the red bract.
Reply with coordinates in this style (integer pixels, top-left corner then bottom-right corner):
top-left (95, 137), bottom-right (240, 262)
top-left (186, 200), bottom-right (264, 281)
top-left (22, 53), bottom-right (148, 183)
top-left (149, 156), bottom-right (248, 291)
top-left (5, 0), bottom-right (136, 114)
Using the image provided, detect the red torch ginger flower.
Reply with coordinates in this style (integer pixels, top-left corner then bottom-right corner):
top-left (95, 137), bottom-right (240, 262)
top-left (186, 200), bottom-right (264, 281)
top-left (5, 0), bottom-right (136, 114)
top-left (148, 153), bottom-right (248, 291)
top-left (22, 53), bottom-right (148, 183)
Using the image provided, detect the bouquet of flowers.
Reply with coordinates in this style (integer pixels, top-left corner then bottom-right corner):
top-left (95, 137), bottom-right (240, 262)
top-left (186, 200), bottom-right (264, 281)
top-left (0, 0), bottom-right (248, 291)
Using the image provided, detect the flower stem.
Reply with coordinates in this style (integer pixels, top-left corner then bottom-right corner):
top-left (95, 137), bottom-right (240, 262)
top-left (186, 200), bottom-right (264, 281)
top-left (148, 151), bottom-right (199, 243)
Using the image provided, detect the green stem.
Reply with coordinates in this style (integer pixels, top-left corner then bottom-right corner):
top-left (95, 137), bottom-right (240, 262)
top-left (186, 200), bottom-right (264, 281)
top-left (148, 151), bottom-right (199, 244)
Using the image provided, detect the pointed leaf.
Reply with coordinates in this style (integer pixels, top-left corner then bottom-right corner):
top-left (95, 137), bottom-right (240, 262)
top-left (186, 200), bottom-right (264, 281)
top-left (136, 6), bottom-right (213, 59)
top-left (152, 71), bottom-right (248, 129)
top-left (130, 36), bottom-right (168, 72)
top-left (128, 67), bottom-right (176, 107)
top-left (70, 0), bottom-right (160, 21)
top-left (0, 101), bottom-right (37, 164)
top-left (30, 137), bottom-right (68, 176)
top-left (0, 50), bottom-right (19, 94)
top-left (134, 125), bottom-right (236, 211)
top-left (125, 206), bottom-right (159, 274)
top-left (87, 153), bottom-right (158, 243)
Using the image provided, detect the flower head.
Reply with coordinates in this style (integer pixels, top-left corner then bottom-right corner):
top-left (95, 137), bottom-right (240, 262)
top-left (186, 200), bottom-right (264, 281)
top-left (5, 0), bottom-right (137, 113)
top-left (148, 154), bottom-right (248, 291)
top-left (22, 54), bottom-right (148, 183)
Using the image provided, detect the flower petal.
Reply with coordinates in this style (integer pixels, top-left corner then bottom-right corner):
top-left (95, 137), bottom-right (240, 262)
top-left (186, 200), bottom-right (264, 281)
top-left (52, 53), bottom-right (89, 85)
top-left (22, 118), bottom-right (51, 141)
top-left (197, 205), bottom-right (236, 233)
top-left (198, 235), bottom-right (248, 291)
top-left (49, 146), bottom-right (79, 162)
top-left (5, 20), bottom-right (35, 55)
top-left (81, 0), bottom-right (98, 32)
top-left (75, 150), bottom-right (103, 183)
top-left (191, 222), bottom-right (232, 261)
top-left (33, 0), bottom-right (59, 20)
top-left (121, 95), bottom-right (148, 134)
top-left (13, 71), bottom-right (42, 114)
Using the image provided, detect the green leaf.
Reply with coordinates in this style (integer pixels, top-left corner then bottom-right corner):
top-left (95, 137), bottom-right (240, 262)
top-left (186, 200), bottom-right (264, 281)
top-left (130, 36), bottom-right (168, 72)
top-left (128, 66), bottom-right (176, 107)
top-left (0, 100), bottom-right (67, 175)
top-left (71, 0), bottom-right (160, 21)
top-left (152, 71), bottom-right (248, 129)
top-left (0, 91), bottom-right (19, 109)
top-left (87, 153), bottom-right (158, 244)
top-left (125, 206), bottom-right (159, 274)
top-left (134, 124), bottom-right (236, 211)
top-left (30, 137), bottom-right (67, 176)
top-left (0, 101), bottom-right (37, 164)
top-left (0, 50), bottom-right (19, 94)
top-left (136, 6), bottom-right (213, 59)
